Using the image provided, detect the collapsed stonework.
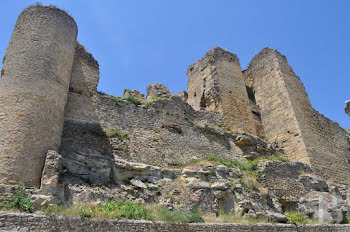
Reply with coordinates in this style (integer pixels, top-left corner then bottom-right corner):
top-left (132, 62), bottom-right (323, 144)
top-left (0, 4), bottom-right (350, 227)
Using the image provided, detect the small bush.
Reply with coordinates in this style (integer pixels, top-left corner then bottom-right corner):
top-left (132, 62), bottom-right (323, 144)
top-left (98, 200), bottom-right (151, 220)
top-left (152, 95), bottom-right (163, 101)
top-left (150, 137), bottom-right (159, 142)
top-left (2, 182), bottom-right (35, 213)
top-left (156, 207), bottom-right (204, 223)
top-left (106, 128), bottom-right (129, 141)
top-left (124, 95), bottom-right (142, 105)
top-left (284, 211), bottom-right (308, 224)
top-left (79, 208), bottom-right (92, 218)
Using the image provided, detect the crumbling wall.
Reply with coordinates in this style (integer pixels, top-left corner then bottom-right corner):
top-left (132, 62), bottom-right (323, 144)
top-left (187, 47), bottom-right (258, 136)
top-left (93, 94), bottom-right (245, 166)
top-left (0, 5), bottom-right (77, 187)
top-left (245, 48), bottom-right (350, 185)
top-left (64, 42), bottom-right (99, 122)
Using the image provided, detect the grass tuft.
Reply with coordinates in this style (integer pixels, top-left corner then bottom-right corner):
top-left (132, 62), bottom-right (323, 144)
top-left (105, 127), bottom-right (129, 141)
top-left (42, 200), bottom-right (204, 223)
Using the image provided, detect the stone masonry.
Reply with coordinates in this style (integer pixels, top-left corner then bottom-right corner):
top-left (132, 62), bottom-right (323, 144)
top-left (1, 212), bottom-right (350, 232)
top-left (1, 5), bottom-right (350, 229)
top-left (244, 48), bottom-right (350, 185)
top-left (0, 5), bottom-right (77, 187)
top-left (187, 47), bottom-right (259, 136)
top-left (64, 42), bottom-right (100, 123)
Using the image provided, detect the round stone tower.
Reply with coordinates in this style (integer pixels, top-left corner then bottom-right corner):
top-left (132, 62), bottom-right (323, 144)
top-left (0, 5), bottom-right (77, 187)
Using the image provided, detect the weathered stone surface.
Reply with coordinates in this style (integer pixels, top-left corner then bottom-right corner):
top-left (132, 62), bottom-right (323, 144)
top-left (345, 100), bottom-right (350, 116)
top-left (123, 89), bottom-right (144, 99)
top-left (40, 150), bottom-right (62, 194)
top-left (187, 47), bottom-right (257, 136)
top-left (0, 5), bottom-right (77, 187)
top-left (298, 175), bottom-right (329, 192)
top-left (177, 90), bottom-right (188, 101)
top-left (146, 83), bottom-right (171, 100)
top-left (244, 47), bottom-right (350, 186)
top-left (90, 93), bottom-right (245, 166)
top-left (3, 6), bottom-right (350, 230)
top-left (130, 179), bottom-right (147, 189)
top-left (265, 212), bottom-right (289, 223)
top-left (261, 160), bottom-right (313, 202)
top-left (2, 212), bottom-right (350, 232)
top-left (64, 42), bottom-right (100, 123)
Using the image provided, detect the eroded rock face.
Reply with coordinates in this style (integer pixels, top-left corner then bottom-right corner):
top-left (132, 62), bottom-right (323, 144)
top-left (146, 83), bottom-right (172, 100)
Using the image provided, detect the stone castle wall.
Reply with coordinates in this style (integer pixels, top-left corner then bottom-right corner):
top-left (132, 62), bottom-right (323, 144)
top-left (244, 48), bottom-right (309, 163)
top-left (1, 212), bottom-right (350, 232)
top-left (59, 93), bottom-right (246, 172)
top-left (64, 42), bottom-right (100, 123)
top-left (0, 3), bottom-right (349, 193)
top-left (187, 47), bottom-right (259, 136)
top-left (0, 5), bottom-right (77, 187)
top-left (244, 48), bottom-right (350, 185)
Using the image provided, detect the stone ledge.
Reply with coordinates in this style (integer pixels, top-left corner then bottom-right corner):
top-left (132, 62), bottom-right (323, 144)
top-left (1, 212), bottom-right (350, 232)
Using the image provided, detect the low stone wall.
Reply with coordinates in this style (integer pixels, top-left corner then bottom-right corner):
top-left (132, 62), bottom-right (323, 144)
top-left (1, 212), bottom-right (350, 232)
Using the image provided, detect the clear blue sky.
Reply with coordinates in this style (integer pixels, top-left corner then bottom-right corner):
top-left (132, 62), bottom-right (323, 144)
top-left (1, 0), bottom-right (349, 128)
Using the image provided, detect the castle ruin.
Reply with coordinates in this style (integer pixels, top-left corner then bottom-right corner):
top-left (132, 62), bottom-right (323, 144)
top-left (1, 5), bottom-right (350, 227)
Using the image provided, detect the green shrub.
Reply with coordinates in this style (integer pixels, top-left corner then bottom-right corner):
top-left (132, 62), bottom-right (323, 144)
top-left (98, 200), bottom-right (151, 220)
top-left (2, 182), bottom-right (35, 213)
top-left (156, 207), bottom-right (204, 223)
top-left (258, 155), bottom-right (289, 162)
top-left (152, 95), bottom-right (163, 101)
top-left (105, 128), bottom-right (129, 140)
top-left (124, 95), bottom-right (142, 105)
top-left (150, 137), bottom-right (159, 142)
top-left (79, 208), bottom-right (92, 218)
top-left (284, 211), bottom-right (308, 224)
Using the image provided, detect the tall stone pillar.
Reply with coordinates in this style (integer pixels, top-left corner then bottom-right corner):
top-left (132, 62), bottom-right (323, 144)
top-left (187, 47), bottom-right (257, 135)
top-left (0, 5), bottom-right (77, 187)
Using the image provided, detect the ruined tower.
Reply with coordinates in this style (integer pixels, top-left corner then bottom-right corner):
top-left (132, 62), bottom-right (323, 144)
top-left (244, 48), bottom-right (350, 185)
top-left (187, 47), bottom-right (258, 136)
top-left (0, 5), bottom-right (77, 187)
top-left (64, 42), bottom-right (100, 122)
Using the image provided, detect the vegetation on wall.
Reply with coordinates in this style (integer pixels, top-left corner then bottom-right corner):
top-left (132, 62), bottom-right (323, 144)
top-left (0, 182), bottom-right (35, 213)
